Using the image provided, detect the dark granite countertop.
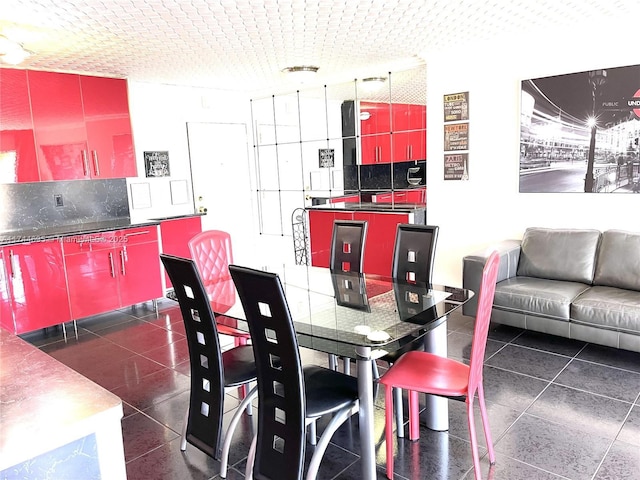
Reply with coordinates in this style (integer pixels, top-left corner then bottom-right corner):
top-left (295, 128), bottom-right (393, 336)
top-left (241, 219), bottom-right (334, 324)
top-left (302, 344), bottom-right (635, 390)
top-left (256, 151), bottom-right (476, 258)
top-left (305, 202), bottom-right (426, 213)
top-left (0, 213), bottom-right (204, 246)
top-left (0, 218), bottom-right (159, 246)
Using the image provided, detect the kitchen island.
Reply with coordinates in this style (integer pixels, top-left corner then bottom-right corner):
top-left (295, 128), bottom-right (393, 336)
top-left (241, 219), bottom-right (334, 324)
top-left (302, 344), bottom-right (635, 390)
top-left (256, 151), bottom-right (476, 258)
top-left (0, 329), bottom-right (126, 478)
top-left (306, 201), bottom-right (426, 276)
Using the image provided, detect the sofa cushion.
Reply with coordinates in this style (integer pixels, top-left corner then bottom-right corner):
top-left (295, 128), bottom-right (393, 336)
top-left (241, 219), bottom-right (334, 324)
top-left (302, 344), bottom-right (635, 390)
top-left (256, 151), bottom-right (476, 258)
top-left (593, 230), bottom-right (640, 292)
top-left (516, 228), bottom-right (601, 284)
top-left (494, 276), bottom-right (590, 320)
top-left (571, 286), bottom-right (640, 334)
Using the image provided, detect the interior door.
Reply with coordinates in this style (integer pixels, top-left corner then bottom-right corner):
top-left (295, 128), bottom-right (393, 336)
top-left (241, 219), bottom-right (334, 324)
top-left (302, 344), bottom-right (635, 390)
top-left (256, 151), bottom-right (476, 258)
top-left (186, 122), bottom-right (255, 261)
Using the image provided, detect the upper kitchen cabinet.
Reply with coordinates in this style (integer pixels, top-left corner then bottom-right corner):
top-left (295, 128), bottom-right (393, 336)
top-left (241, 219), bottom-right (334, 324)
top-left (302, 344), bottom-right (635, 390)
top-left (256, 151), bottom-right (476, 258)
top-left (27, 70), bottom-right (136, 181)
top-left (29, 70), bottom-right (89, 180)
top-left (79, 75), bottom-right (136, 178)
top-left (0, 68), bottom-right (39, 183)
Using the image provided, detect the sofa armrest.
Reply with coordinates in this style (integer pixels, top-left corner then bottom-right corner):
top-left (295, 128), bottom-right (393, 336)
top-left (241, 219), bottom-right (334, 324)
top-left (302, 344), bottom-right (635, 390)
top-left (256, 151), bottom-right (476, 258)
top-left (462, 240), bottom-right (521, 317)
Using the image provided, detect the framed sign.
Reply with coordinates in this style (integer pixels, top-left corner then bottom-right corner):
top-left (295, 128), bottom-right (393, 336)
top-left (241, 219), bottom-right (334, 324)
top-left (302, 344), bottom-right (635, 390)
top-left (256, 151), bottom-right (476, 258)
top-left (444, 91), bottom-right (469, 122)
top-left (444, 153), bottom-right (469, 180)
top-left (144, 151), bottom-right (170, 177)
top-left (444, 123), bottom-right (469, 151)
top-left (319, 148), bottom-right (335, 168)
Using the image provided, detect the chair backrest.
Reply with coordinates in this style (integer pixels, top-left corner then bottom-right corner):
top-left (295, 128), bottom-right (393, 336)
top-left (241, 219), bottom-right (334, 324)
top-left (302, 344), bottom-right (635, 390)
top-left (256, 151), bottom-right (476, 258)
top-left (391, 224), bottom-right (439, 285)
top-left (228, 265), bottom-right (306, 480)
top-left (159, 254), bottom-right (226, 459)
top-left (467, 251), bottom-right (500, 398)
top-left (330, 220), bottom-right (368, 273)
top-left (188, 230), bottom-right (236, 312)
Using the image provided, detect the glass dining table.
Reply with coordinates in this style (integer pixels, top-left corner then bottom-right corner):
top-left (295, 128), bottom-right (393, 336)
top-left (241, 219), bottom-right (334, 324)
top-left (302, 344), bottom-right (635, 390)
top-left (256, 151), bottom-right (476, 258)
top-left (208, 264), bottom-right (473, 480)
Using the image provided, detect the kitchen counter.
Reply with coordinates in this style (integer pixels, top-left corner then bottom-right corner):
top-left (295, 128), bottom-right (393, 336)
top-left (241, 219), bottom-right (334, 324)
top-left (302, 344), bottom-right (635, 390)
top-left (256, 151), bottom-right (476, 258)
top-left (0, 213), bottom-right (204, 246)
top-left (306, 201), bottom-right (426, 213)
top-left (0, 329), bottom-right (126, 478)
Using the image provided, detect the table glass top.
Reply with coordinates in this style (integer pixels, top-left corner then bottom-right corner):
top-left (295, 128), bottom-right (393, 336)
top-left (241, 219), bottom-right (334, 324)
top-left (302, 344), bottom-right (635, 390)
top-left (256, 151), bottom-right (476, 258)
top-left (209, 264), bottom-right (473, 357)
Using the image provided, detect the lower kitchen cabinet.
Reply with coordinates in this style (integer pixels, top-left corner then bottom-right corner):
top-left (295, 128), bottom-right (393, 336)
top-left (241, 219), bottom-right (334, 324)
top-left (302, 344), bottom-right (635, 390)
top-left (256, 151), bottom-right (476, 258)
top-left (159, 216), bottom-right (202, 288)
top-left (308, 209), bottom-right (411, 276)
top-left (64, 227), bottom-right (162, 320)
top-left (308, 210), bottom-right (354, 269)
top-left (0, 240), bottom-right (71, 334)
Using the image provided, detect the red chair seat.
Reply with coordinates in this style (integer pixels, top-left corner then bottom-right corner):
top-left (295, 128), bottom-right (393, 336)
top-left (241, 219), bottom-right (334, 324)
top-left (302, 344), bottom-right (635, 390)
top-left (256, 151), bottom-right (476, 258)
top-left (380, 350), bottom-right (469, 398)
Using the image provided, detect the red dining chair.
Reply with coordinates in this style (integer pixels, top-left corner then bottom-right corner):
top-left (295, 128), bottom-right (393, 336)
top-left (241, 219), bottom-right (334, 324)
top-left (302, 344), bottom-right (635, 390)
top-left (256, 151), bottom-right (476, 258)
top-left (188, 230), bottom-right (251, 347)
top-left (379, 250), bottom-right (500, 480)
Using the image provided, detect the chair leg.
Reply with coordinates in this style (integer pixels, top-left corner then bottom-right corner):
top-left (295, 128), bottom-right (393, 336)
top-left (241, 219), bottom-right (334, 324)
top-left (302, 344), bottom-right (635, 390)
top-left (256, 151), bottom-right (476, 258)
top-left (393, 387), bottom-right (404, 438)
top-left (245, 433), bottom-right (257, 480)
top-left (408, 390), bottom-right (420, 440)
top-left (306, 404), bottom-right (358, 480)
top-left (308, 419), bottom-right (317, 446)
top-left (220, 386), bottom-right (258, 478)
top-left (384, 385), bottom-right (395, 479)
top-left (477, 383), bottom-right (496, 464)
top-left (328, 353), bottom-right (338, 370)
top-left (180, 408), bottom-right (189, 451)
top-left (466, 396), bottom-right (482, 480)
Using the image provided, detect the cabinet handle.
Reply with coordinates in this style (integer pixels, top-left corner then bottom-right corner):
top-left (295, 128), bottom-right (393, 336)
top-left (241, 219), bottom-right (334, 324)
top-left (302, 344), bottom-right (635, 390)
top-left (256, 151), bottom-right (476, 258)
top-left (92, 150), bottom-right (100, 176)
top-left (108, 252), bottom-right (115, 278)
top-left (120, 249), bottom-right (126, 276)
top-left (82, 151), bottom-right (89, 176)
top-left (123, 230), bottom-right (149, 237)
top-left (409, 144), bottom-right (413, 159)
top-left (9, 249), bottom-right (15, 278)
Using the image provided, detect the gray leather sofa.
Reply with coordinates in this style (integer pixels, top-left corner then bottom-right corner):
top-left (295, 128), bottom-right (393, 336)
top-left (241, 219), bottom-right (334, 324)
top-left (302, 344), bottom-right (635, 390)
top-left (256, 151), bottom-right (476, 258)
top-left (462, 227), bottom-right (640, 352)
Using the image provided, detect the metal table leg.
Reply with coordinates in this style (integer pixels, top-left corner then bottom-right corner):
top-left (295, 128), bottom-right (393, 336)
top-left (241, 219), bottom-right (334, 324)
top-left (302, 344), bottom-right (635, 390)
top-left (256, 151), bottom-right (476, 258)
top-left (356, 346), bottom-right (375, 480)
top-left (422, 317), bottom-right (449, 431)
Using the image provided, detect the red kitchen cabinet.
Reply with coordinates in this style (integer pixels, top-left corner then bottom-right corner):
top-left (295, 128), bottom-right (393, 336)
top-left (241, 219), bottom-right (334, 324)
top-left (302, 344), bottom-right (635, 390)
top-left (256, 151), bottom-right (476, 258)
top-left (308, 210), bottom-right (354, 268)
top-left (0, 240), bottom-right (71, 334)
top-left (27, 70), bottom-right (136, 181)
top-left (353, 212), bottom-right (409, 276)
top-left (80, 75), bottom-right (136, 178)
top-left (0, 249), bottom-right (14, 332)
top-left (116, 227), bottom-right (162, 306)
top-left (159, 216), bottom-right (202, 288)
top-left (0, 68), bottom-right (39, 183)
top-left (360, 102), bottom-right (391, 164)
top-left (64, 227), bottom-right (162, 320)
top-left (28, 70), bottom-right (89, 181)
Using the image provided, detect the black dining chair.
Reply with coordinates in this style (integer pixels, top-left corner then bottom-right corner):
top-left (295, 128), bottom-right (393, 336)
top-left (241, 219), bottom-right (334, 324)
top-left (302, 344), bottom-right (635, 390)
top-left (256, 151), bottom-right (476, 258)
top-left (380, 224), bottom-right (439, 437)
top-left (160, 254), bottom-right (258, 476)
top-left (228, 264), bottom-right (360, 480)
top-left (329, 219), bottom-right (368, 273)
top-left (329, 219), bottom-right (368, 371)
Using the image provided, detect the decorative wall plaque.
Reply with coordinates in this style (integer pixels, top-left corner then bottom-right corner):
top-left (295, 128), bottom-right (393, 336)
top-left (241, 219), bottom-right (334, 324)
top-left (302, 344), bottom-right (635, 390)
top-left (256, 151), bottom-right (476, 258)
top-left (144, 151), bottom-right (170, 177)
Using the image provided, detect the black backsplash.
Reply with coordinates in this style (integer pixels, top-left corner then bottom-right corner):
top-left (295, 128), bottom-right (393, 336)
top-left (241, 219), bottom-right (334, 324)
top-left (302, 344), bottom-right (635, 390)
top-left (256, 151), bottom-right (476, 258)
top-left (343, 160), bottom-right (426, 191)
top-left (0, 179), bottom-right (130, 232)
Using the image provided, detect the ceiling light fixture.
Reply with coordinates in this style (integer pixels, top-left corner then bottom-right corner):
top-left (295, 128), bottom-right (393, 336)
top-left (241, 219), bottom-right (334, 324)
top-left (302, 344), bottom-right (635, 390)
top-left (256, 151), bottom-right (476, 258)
top-left (282, 65), bottom-right (319, 83)
top-left (0, 34), bottom-right (32, 65)
top-left (360, 76), bottom-right (387, 93)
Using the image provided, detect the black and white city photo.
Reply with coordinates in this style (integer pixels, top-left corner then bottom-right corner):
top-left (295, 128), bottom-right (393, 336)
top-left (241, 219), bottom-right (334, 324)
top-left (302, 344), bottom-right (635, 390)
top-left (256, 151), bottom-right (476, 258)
top-left (520, 64), bottom-right (639, 193)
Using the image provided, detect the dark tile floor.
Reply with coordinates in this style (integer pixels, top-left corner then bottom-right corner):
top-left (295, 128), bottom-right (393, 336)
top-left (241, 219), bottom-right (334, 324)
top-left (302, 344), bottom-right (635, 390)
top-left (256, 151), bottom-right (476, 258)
top-left (22, 300), bottom-right (640, 480)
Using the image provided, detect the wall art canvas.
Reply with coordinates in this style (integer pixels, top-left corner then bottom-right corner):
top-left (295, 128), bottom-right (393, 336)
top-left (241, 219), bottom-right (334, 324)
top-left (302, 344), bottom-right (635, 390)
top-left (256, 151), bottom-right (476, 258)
top-left (519, 64), bottom-right (639, 193)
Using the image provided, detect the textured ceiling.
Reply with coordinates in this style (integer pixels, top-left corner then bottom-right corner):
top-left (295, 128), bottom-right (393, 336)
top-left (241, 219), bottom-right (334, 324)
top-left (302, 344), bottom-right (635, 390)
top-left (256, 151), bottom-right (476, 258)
top-left (1, 0), bottom-right (638, 97)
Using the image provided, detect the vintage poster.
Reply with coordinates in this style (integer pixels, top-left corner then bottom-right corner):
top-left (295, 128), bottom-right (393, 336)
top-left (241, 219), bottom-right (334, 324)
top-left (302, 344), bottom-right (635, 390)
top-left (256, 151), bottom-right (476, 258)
top-left (444, 153), bottom-right (469, 180)
top-left (444, 123), bottom-right (469, 151)
top-left (520, 64), bottom-right (639, 193)
top-left (444, 92), bottom-right (469, 122)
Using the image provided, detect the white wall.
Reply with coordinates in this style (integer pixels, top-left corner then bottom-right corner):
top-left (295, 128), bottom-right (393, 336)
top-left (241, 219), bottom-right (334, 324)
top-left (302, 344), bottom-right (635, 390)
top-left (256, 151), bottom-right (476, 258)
top-left (424, 21), bottom-right (640, 286)
top-left (126, 82), bottom-right (251, 221)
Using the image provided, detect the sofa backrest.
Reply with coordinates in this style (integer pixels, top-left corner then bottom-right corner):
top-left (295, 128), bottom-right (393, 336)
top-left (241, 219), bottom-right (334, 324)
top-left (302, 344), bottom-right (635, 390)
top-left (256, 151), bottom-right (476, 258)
top-left (593, 229), bottom-right (640, 291)
top-left (516, 228), bottom-right (601, 284)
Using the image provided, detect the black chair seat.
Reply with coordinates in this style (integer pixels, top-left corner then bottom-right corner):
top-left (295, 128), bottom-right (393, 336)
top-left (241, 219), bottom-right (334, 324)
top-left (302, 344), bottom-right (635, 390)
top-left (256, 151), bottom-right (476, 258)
top-left (222, 345), bottom-right (257, 387)
top-left (303, 366), bottom-right (359, 418)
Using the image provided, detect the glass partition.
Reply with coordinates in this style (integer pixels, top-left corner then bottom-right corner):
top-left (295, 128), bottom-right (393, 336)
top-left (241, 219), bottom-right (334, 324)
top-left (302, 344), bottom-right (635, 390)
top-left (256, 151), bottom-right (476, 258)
top-left (251, 64), bottom-right (426, 237)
